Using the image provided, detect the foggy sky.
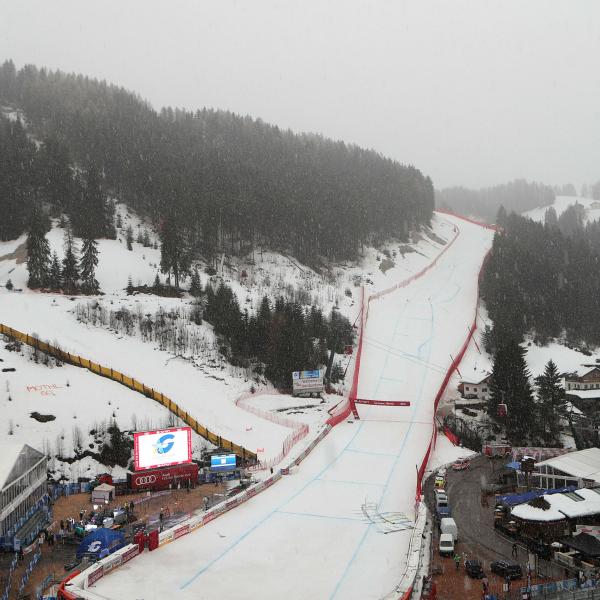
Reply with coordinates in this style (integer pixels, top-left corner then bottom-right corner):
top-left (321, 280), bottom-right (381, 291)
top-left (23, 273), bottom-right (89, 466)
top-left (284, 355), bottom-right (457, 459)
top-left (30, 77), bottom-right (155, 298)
top-left (1, 0), bottom-right (598, 189)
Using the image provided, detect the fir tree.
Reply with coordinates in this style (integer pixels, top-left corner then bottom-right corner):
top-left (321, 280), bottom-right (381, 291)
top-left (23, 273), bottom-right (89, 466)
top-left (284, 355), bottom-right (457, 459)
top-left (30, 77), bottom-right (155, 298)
top-left (61, 229), bottom-right (79, 294)
top-left (26, 203), bottom-right (50, 288)
top-left (49, 251), bottom-right (62, 291)
top-left (126, 275), bottom-right (134, 295)
top-left (160, 217), bottom-right (188, 289)
top-left (189, 268), bottom-right (202, 296)
top-left (5, 279), bottom-right (13, 290)
top-left (80, 237), bottom-right (100, 294)
top-left (153, 273), bottom-right (162, 291)
top-left (126, 225), bottom-right (134, 251)
top-left (535, 360), bottom-right (566, 445)
top-left (488, 340), bottom-right (535, 445)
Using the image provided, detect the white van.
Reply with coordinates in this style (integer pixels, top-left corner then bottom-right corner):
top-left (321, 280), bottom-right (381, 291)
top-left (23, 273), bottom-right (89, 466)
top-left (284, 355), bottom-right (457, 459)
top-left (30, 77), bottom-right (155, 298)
top-left (440, 517), bottom-right (458, 542)
top-left (434, 488), bottom-right (447, 501)
top-left (439, 533), bottom-right (455, 556)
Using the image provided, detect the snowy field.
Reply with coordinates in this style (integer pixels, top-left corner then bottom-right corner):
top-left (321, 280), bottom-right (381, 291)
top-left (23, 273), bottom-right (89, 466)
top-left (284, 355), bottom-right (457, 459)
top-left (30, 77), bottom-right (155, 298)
top-left (90, 213), bottom-right (493, 600)
top-left (522, 195), bottom-right (600, 225)
top-left (0, 340), bottom-right (182, 481)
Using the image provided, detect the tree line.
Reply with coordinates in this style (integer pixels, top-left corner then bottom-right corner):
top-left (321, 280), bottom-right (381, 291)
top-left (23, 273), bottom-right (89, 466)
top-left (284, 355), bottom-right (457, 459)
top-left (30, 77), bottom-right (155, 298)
top-left (481, 209), bottom-right (600, 350)
top-left (436, 179), bottom-right (555, 223)
top-left (0, 60), bottom-right (434, 266)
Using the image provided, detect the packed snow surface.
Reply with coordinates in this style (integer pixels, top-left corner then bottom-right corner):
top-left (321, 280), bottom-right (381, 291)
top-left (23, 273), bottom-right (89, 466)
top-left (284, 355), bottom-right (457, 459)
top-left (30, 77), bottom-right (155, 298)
top-left (91, 213), bottom-right (494, 600)
top-left (522, 195), bottom-right (600, 225)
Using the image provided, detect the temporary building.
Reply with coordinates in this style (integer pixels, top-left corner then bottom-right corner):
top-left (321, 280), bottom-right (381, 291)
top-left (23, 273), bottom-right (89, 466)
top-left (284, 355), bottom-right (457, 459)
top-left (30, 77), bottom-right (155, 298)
top-left (91, 483), bottom-right (115, 504)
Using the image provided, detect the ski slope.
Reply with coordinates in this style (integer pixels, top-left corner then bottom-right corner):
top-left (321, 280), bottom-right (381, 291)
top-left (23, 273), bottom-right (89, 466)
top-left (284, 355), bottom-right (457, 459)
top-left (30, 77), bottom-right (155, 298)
top-left (90, 213), bottom-right (493, 600)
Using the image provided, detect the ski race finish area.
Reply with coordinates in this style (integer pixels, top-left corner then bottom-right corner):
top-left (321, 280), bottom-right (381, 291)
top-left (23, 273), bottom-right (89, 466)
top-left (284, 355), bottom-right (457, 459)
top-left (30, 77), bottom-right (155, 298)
top-left (89, 213), bottom-right (494, 600)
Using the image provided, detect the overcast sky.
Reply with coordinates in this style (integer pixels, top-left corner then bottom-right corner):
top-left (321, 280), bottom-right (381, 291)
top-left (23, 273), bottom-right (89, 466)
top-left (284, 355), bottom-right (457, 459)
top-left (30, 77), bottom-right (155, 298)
top-left (1, 0), bottom-right (598, 189)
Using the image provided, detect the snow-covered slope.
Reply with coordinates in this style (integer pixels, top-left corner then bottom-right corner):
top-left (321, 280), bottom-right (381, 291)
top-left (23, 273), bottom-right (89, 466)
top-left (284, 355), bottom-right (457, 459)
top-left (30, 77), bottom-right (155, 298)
top-left (523, 195), bottom-right (600, 224)
top-left (1, 205), bottom-right (456, 475)
top-left (91, 212), bottom-right (494, 600)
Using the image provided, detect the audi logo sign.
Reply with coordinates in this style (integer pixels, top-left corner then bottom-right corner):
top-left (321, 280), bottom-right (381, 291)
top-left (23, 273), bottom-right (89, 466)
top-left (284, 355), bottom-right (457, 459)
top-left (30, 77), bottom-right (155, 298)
top-left (134, 474), bottom-right (157, 485)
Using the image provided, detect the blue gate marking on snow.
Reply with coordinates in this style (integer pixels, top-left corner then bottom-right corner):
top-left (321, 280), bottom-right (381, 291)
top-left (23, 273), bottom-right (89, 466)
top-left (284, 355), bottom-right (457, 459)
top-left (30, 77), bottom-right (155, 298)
top-left (329, 297), bottom-right (435, 600)
top-left (179, 420), bottom-right (369, 590)
top-left (330, 263), bottom-right (461, 599)
top-left (277, 510), bottom-right (365, 522)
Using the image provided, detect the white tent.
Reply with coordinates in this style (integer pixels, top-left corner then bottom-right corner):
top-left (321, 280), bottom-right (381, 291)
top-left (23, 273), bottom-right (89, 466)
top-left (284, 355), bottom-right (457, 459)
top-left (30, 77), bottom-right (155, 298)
top-left (91, 483), bottom-right (115, 504)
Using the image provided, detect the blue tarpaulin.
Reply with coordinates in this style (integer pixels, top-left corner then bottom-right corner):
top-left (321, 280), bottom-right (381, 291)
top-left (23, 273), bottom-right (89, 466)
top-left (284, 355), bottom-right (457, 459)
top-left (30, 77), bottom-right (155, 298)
top-left (496, 486), bottom-right (577, 507)
top-left (76, 527), bottom-right (125, 559)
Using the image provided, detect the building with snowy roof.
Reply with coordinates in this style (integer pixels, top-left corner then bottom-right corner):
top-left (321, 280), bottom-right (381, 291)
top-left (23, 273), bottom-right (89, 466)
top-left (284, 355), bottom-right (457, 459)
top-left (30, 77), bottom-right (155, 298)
top-left (536, 448), bottom-right (600, 490)
top-left (0, 442), bottom-right (49, 550)
top-left (458, 374), bottom-right (491, 400)
top-left (564, 367), bottom-right (600, 392)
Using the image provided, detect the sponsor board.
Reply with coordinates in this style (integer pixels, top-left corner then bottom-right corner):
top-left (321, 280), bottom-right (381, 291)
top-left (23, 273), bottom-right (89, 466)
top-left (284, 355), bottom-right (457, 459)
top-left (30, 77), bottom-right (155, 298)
top-left (174, 525), bottom-right (189, 539)
top-left (159, 531), bottom-right (174, 545)
top-left (121, 545), bottom-right (139, 563)
top-left (292, 369), bottom-right (324, 395)
top-left (210, 453), bottom-right (237, 472)
top-left (102, 555), bottom-right (121, 575)
top-left (134, 427), bottom-right (192, 471)
top-left (203, 512), bottom-right (217, 525)
top-left (189, 516), bottom-right (204, 530)
top-left (87, 567), bottom-right (104, 586)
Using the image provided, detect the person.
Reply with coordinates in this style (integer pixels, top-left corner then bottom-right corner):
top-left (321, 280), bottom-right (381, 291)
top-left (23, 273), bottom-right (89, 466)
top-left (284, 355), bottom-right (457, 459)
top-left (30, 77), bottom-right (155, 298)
top-left (454, 553), bottom-right (461, 571)
top-left (512, 542), bottom-right (518, 557)
top-left (159, 510), bottom-right (164, 522)
top-left (130, 500), bottom-right (135, 512)
top-left (482, 576), bottom-right (489, 592)
top-left (203, 496), bottom-right (209, 511)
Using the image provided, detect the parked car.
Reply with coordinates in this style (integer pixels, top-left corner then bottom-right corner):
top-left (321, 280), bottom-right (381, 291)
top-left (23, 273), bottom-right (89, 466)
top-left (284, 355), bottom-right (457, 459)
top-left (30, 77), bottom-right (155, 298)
top-left (439, 533), bottom-right (455, 556)
top-left (490, 560), bottom-right (522, 580)
top-left (465, 559), bottom-right (485, 578)
top-left (434, 490), bottom-right (448, 503)
top-left (452, 456), bottom-right (471, 471)
top-left (434, 476), bottom-right (446, 489)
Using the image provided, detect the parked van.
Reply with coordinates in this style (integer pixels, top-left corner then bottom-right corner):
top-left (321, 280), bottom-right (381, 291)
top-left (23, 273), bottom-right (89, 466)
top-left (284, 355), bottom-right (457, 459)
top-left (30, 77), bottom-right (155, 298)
top-left (434, 476), bottom-right (446, 489)
top-left (440, 517), bottom-right (458, 542)
top-left (435, 495), bottom-right (449, 510)
top-left (439, 533), bottom-right (455, 556)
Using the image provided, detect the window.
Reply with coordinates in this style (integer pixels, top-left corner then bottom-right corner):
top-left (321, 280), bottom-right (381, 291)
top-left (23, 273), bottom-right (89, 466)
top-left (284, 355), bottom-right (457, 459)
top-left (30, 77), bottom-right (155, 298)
top-left (466, 386), bottom-right (470, 391)
top-left (555, 478), bottom-right (566, 488)
top-left (566, 481), bottom-right (579, 489)
top-left (482, 388), bottom-right (488, 392)
top-left (541, 477), bottom-right (547, 488)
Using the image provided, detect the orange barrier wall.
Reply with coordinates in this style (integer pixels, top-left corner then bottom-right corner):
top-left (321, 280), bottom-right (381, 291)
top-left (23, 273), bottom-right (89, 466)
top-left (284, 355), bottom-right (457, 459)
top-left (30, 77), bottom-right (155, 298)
top-left (0, 323), bottom-right (257, 463)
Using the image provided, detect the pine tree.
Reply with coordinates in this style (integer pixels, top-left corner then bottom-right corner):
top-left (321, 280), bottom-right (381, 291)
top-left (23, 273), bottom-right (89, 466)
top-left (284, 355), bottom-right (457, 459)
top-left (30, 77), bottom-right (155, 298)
top-left (26, 203), bottom-right (50, 288)
top-left (61, 229), bottom-right (79, 294)
top-left (535, 360), bottom-right (566, 445)
top-left (49, 251), bottom-right (62, 291)
top-left (160, 217), bottom-right (188, 289)
top-left (126, 275), bottom-right (134, 295)
top-left (80, 237), bottom-right (100, 294)
top-left (189, 268), bottom-right (202, 296)
top-left (488, 340), bottom-right (536, 445)
top-left (153, 273), bottom-right (162, 291)
top-left (126, 225), bottom-right (134, 251)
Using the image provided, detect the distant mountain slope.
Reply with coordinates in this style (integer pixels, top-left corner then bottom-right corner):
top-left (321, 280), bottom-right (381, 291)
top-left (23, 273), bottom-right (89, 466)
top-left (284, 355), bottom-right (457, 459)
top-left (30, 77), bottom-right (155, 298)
top-left (0, 60), bottom-right (434, 263)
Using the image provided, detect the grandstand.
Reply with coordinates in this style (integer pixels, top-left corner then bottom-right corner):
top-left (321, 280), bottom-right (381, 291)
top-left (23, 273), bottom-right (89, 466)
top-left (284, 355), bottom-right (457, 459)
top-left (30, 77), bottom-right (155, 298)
top-left (0, 443), bottom-right (49, 551)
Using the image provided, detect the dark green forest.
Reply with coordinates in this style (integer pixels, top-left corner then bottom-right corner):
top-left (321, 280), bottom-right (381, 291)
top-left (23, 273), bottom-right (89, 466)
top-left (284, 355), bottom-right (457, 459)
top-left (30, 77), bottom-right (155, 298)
top-left (481, 209), bottom-right (600, 350)
top-left (0, 60), bottom-right (434, 263)
top-left (436, 179), bottom-right (555, 223)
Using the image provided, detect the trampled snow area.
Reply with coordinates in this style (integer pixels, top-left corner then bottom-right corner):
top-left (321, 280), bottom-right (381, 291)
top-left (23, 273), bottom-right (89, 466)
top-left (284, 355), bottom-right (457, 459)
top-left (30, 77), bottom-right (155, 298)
top-left (522, 195), bottom-right (600, 225)
top-left (90, 213), bottom-right (493, 600)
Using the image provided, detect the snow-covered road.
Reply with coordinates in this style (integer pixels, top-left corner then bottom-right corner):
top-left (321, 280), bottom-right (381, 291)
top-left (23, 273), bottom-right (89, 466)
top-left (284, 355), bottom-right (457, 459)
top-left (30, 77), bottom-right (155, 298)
top-left (89, 213), bottom-right (493, 600)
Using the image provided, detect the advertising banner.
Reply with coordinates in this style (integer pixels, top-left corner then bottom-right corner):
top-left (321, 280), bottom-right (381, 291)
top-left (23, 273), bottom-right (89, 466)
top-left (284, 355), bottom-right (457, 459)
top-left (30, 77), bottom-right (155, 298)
top-left (292, 369), bottom-right (324, 395)
top-left (134, 427), bottom-right (192, 471)
top-left (210, 454), bottom-right (237, 472)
